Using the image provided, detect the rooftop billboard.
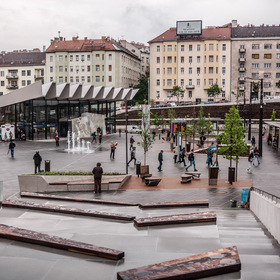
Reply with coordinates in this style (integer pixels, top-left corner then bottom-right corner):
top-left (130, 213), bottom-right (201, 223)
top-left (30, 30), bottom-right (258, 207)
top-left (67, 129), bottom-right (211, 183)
top-left (176, 20), bottom-right (202, 36)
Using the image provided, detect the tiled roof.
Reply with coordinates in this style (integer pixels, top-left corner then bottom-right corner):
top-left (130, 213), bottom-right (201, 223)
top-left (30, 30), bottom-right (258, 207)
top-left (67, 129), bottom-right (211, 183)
top-left (0, 52), bottom-right (45, 66)
top-left (232, 25), bottom-right (280, 38)
top-left (149, 27), bottom-right (231, 43)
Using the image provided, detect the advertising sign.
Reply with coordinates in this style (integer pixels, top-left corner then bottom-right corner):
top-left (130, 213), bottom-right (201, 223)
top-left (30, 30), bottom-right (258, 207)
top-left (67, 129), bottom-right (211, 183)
top-left (177, 20), bottom-right (202, 36)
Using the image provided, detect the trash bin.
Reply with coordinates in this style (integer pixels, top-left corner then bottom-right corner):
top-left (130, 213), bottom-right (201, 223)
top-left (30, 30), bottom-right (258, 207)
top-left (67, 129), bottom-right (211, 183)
top-left (186, 142), bottom-right (191, 152)
top-left (45, 160), bottom-right (51, 172)
top-left (228, 167), bottom-right (235, 184)
top-left (136, 161), bottom-right (141, 177)
top-left (209, 166), bottom-right (219, 185)
top-left (241, 188), bottom-right (250, 206)
top-left (230, 200), bottom-right (237, 207)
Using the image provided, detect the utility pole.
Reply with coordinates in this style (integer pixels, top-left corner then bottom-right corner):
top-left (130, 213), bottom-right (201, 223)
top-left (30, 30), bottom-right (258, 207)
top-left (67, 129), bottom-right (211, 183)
top-left (258, 79), bottom-right (264, 156)
top-left (248, 82), bottom-right (252, 141)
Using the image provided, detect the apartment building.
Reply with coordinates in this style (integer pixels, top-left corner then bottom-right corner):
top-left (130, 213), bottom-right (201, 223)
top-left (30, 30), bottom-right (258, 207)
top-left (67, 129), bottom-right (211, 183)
top-left (45, 36), bottom-right (141, 88)
top-left (231, 23), bottom-right (280, 98)
top-left (149, 25), bottom-right (231, 104)
top-left (0, 50), bottom-right (45, 95)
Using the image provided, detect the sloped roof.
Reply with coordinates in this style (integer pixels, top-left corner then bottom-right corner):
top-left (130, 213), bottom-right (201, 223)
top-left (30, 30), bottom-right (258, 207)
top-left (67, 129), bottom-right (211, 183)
top-left (149, 27), bottom-right (231, 43)
top-left (232, 25), bottom-right (280, 38)
top-left (0, 52), bottom-right (46, 66)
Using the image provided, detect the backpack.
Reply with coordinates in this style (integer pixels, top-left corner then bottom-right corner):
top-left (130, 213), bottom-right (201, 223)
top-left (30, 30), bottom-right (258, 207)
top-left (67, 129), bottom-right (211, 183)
top-left (188, 153), bottom-right (194, 161)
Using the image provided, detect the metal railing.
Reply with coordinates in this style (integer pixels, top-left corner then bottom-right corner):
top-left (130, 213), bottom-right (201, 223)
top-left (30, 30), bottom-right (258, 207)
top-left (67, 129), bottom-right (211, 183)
top-left (251, 187), bottom-right (280, 204)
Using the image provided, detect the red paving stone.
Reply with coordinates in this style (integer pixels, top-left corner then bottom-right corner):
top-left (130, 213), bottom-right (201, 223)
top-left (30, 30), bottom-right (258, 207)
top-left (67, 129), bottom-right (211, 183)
top-left (120, 176), bottom-right (253, 190)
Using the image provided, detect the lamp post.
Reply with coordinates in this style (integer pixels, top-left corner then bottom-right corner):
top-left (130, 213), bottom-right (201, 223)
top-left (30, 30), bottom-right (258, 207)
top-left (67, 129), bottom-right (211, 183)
top-left (258, 78), bottom-right (264, 156)
top-left (125, 101), bottom-right (128, 174)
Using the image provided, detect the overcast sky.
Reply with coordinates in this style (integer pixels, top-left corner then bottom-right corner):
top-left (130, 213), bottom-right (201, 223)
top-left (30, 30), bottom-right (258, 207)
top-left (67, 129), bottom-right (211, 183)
top-left (1, 0), bottom-right (280, 52)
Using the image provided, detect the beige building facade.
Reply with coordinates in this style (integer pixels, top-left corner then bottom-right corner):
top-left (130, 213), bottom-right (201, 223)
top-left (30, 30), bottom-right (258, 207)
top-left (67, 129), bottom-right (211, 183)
top-left (149, 26), bottom-right (231, 104)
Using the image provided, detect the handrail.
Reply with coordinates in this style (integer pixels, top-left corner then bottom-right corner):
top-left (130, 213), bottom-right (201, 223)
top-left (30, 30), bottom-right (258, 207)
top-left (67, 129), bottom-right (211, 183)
top-left (251, 187), bottom-right (280, 204)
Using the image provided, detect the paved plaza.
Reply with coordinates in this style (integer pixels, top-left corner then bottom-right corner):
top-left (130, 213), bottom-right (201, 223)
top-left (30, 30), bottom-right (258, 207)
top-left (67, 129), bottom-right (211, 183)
top-left (0, 132), bottom-right (280, 279)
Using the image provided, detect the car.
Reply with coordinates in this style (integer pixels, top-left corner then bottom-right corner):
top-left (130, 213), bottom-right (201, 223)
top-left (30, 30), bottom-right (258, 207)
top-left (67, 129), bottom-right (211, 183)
top-left (127, 126), bottom-right (141, 133)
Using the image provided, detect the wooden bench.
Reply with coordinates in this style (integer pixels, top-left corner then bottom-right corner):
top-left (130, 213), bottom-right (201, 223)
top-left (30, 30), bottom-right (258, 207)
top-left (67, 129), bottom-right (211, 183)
top-left (140, 173), bottom-right (152, 181)
top-left (185, 171), bottom-right (201, 179)
top-left (181, 174), bottom-right (192, 184)
top-left (144, 177), bottom-right (161, 186)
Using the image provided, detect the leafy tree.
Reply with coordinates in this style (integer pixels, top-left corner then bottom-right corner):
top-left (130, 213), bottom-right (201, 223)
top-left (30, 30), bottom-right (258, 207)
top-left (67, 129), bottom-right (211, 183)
top-left (137, 109), bottom-right (155, 165)
top-left (167, 108), bottom-right (177, 128)
top-left (207, 84), bottom-right (222, 101)
top-left (231, 85), bottom-right (243, 105)
top-left (217, 106), bottom-right (247, 181)
top-left (205, 113), bottom-right (213, 135)
top-left (172, 85), bottom-right (185, 104)
top-left (276, 80), bottom-right (280, 89)
top-left (271, 109), bottom-right (276, 121)
top-left (130, 74), bottom-right (149, 105)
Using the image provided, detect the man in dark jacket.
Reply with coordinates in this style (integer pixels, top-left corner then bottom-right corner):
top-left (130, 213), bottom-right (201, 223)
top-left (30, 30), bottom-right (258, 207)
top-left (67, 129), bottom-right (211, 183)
top-left (92, 162), bottom-right (103, 194)
top-left (9, 140), bottom-right (16, 158)
top-left (33, 151), bottom-right (42, 174)
top-left (158, 150), bottom-right (163, 171)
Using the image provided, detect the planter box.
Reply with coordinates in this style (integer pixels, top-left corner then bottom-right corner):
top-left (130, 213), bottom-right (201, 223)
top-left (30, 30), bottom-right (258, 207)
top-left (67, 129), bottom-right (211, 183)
top-left (18, 175), bottom-right (130, 193)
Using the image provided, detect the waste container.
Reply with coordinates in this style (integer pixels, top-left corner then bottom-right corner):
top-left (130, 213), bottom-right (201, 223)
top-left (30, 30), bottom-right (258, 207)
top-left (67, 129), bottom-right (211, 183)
top-left (228, 167), bottom-right (235, 184)
top-left (45, 160), bottom-right (51, 172)
top-left (186, 142), bottom-right (191, 152)
top-left (136, 161), bottom-right (141, 177)
top-left (230, 200), bottom-right (237, 207)
top-left (241, 188), bottom-right (250, 206)
top-left (208, 166), bottom-right (219, 185)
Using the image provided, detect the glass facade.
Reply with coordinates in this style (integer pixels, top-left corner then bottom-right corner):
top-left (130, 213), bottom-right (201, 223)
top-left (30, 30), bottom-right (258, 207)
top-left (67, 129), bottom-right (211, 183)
top-left (0, 98), bottom-right (116, 140)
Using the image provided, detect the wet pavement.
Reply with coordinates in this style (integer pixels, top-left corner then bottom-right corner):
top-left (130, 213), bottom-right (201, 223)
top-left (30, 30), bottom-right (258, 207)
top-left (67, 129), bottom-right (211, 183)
top-left (0, 132), bottom-right (280, 280)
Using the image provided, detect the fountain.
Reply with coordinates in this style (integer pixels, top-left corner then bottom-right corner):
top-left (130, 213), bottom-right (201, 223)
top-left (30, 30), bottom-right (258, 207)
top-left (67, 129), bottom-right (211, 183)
top-left (66, 131), bottom-right (94, 153)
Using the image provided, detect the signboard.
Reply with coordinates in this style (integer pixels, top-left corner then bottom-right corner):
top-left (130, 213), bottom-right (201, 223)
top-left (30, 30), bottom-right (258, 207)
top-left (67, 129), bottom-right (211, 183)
top-left (177, 20), bottom-right (202, 36)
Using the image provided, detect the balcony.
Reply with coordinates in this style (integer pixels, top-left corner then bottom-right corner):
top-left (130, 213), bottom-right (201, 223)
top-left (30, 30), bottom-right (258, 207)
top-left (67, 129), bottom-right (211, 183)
top-left (6, 85), bottom-right (18, 90)
top-left (239, 86), bottom-right (245, 91)
top-left (239, 77), bottom-right (245, 82)
top-left (239, 48), bottom-right (246, 53)
top-left (239, 57), bottom-right (246, 62)
top-left (34, 74), bottom-right (44, 80)
top-left (239, 67), bottom-right (246, 72)
top-left (6, 75), bottom-right (18, 79)
top-left (186, 85), bottom-right (195, 89)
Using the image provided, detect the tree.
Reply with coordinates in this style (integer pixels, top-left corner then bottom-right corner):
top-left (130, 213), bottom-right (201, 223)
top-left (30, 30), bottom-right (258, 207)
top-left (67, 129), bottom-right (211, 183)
top-left (276, 80), bottom-right (280, 89)
top-left (217, 106), bottom-right (247, 181)
top-left (167, 108), bottom-right (177, 128)
top-left (207, 84), bottom-right (222, 101)
top-left (231, 85), bottom-right (243, 105)
top-left (271, 109), bottom-right (276, 121)
top-left (172, 85), bottom-right (185, 104)
top-left (130, 74), bottom-right (149, 106)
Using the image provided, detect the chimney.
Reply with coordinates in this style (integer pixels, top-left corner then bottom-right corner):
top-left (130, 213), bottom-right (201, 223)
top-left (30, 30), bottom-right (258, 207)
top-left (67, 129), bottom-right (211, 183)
top-left (232, 20), bottom-right (238, 28)
top-left (43, 45), bottom-right (46, 52)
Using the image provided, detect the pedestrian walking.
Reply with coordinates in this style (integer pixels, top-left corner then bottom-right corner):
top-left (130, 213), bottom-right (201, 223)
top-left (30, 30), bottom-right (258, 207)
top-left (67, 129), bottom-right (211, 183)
top-left (119, 128), bottom-right (121, 137)
top-left (98, 132), bottom-right (103, 144)
top-left (129, 136), bottom-right (135, 150)
top-left (247, 150), bottom-right (254, 174)
top-left (186, 149), bottom-right (198, 171)
top-left (252, 146), bottom-right (260, 165)
top-left (200, 135), bottom-right (206, 148)
top-left (211, 151), bottom-right (219, 167)
top-left (127, 147), bottom-right (137, 165)
top-left (158, 150), bottom-right (163, 171)
top-left (92, 162), bottom-right (103, 194)
top-left (251, 136), bottom-right (256, 147)
top-left (33, 151), bottom-right (42, 174)
top-left (9, 131), bottom-right (13, 141)
top-left (206, 148), bottom-right (214, 166)
top-left (173, 146), bottom-right (178, 163)
top-left (8, 140), bottom-right (16, 158)
top-left (110, 141), bottom-right (118, 159)
top-left (179, 147), bottom-right (186, 166)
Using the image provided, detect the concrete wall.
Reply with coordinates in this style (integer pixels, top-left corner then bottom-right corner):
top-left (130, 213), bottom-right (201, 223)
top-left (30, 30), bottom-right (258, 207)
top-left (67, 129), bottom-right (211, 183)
top-left (250, 191), bottom-right (280, 244)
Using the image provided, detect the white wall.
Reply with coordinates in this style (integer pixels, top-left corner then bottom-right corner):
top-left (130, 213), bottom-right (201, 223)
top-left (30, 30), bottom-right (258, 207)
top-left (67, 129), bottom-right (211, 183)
top-left (250, 191), bottom-right (280, 244)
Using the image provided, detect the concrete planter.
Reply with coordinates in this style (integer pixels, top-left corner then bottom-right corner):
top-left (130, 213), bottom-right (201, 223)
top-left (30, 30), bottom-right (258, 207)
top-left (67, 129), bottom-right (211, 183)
top-left (18, 174), bottom-right (130, 193)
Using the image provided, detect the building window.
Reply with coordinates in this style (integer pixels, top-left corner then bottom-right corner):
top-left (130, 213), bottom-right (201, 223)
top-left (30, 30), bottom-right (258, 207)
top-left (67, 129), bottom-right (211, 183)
top-left (58, 77), bottom-right (63, 83)
top-left (252, 44), bottom-right (260, 49)
top-left (222, 44), bottom-right (226, 51)
top-left (76, 76), bottom-right (79, 83)
top-left (96, 65), bottom-right (100, 71)
top-left (87, 65), bottom-right (91, 72)
top-left (96, 54), bottom-right (100, 60)
top-left (156, 57), bottom-right (160, 63)
top-left (181, 56), bottom-right (184, 63)
top-left (197, 67), bottom-right (200, 75)
top-left (76, 66), bottom-right (79, 72)
top-left (87, 76), bottom-right (91, 83)
top-left (264, 54), bottom-right (272, 59)
top-left (252, 73), bottom-right (259, 79)
top-left (209, 56), bottom-right (214, 63)
top-left (108, 76), bottom-right (112, 82)
top-left (197, 79), bottom-right (200, 86)
top-left (264, 63), bottom-right (271, 68)
top-left (70, 66), bottom-right (73, 72)
top-left (156, 91), bottom-right (160, 98)
top-left (252, 54), bottom-right (259, 59)
top-left (157, 46), bottom-right (160, 52)
top-left (59, 55), bottom-right (63, 62)
top-left (209, 79), bottom-right (213, 86)
top-left (156, 79), bottom-right (160, 86)
top-left (264, 44), bottom-right (272, 49)
top-left (189, 56), bottom-right (192, 63)
top-left (197, 44), bottom-right (201, 51)
top-left (180, 79), bottom-right (184, 86)
top-left (96, 76), bottom-right (100, 82)
top-left (181, 45), bottom-right (184, 52)
top-left (81, 55), bottom-right (85, 61)
top-left (167, 45), bottom-right (172, 51)
top-left (167, 56), bottom-right (172, 63)
top-left (22, 70), bottom-right (26, 76)
top-left (222, 56), bottom-right (226, 63)
top-left (181, 68), bottom-right (184, 74)
top-left (222, 79), bottom-right (225, 86)
top-left (81, 66), bottom-right (85, 72)
top-left (167, 67), bottom-right (172, 74)
top-left (69, 55), bottom-right (73, 62)
top-left (167, 79), bottom-right (172, 86)
top-left (27, 70), bottom-right (31, 76)
top-left (76, 55), bottom-right (79, 61)
top-left (109, 54), bottom-right (112, 60)
top-left (59, 66), bottom-right (63, 72)
top-left (264, 82), bottom-right (271, 88)
top-left (50, 67), bottom-right (53, 73)
top-left (276, 63), bottom-right (280, 68)
top-left (197, 56), bottom-right (200, 63)
top-left (50, 56), bottom-right (53, 62)
top-left (109, 65), bottom-right (112, 71)
top-left (276, 73), bottom-right (280, 78)
top-left (209, 67), bottom-right (214, 74)
top-left (167, 91), bottom-right (172, 97)
top-left (222, 67), bottom-right (226, 74)
top-left (188, 67), bottom-right (192, 74)
top-left (27, 80), bottom-right (31, 85)
top-left (87, 55), bottom-right (91, 61)
top-left (252, 63), bottom-right (259, 69)
top-left (189, 45), bottom-right (192, 51)
top-left (0, 71), bottom-right (4, 77)
top-left (1, 81), bottom-right (4, 86)
top-left (264, 73), bottom-right (271, 78)
top-left (209, 44), bottom-right (214, 51)
top-left (188, 91), bottom-right (192, 98)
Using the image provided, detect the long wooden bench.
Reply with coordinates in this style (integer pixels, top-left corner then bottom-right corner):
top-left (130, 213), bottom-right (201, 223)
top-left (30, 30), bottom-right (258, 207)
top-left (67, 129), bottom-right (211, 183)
top-left (145, 177), bottom-right (161, 186)
top-left (0, 224), bottom-right (124, 260)
top-left (117, 246), bottom-right (241, 280)
top-left (185, 171), bottom-right (201, 179)
top-left (139, 199), bottom-right (209, 209)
